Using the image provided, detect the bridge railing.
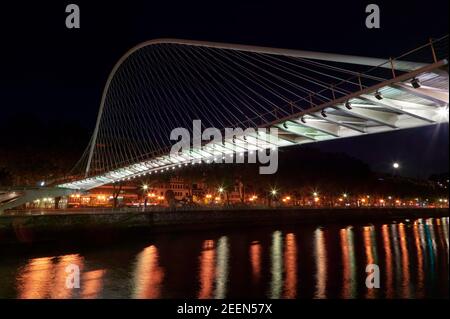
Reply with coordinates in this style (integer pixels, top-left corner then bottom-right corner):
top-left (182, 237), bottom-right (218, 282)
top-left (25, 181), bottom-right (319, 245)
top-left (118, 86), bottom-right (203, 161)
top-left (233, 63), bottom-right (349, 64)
top-left (242, 35), bottom-right (449, 127)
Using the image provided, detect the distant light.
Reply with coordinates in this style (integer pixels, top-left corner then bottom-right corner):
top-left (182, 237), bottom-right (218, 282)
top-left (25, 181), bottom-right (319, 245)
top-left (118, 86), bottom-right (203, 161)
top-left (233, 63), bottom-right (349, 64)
top-left (218, 187), bottom-right (224, 193)
top-left (343, 193), bottom-right (348, 198)
top-left (313, 192), bottom-right (318, 196)
top-left (437, 106), bottom-right (448, 119)
top-left (271, 189), bottom-right (277, 196)
top-left (39, 181), bottom-right (45, 187)
top-left (142, 184), bottom-right (148, 190)
top-left (393, 162), bottom-right (400, 169)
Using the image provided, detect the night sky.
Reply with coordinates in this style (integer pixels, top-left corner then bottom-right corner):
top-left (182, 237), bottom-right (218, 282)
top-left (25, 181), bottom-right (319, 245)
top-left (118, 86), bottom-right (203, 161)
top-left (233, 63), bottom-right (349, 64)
top-left (0, 1), bottom-right (448, 178)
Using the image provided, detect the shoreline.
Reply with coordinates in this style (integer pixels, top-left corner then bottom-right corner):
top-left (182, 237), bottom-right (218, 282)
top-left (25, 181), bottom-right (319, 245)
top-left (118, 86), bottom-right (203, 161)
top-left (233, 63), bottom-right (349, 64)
top-left (0, 207), bottom-right (448, 245)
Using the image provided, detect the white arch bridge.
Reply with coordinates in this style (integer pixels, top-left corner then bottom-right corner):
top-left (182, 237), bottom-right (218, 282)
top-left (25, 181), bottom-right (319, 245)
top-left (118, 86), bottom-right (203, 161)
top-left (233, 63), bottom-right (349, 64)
top-left (1, 36), bottom-right (449, 212)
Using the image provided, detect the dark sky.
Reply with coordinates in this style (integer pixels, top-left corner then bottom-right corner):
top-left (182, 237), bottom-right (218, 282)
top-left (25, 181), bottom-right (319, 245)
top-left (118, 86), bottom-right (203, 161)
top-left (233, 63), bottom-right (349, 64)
top-left (0, 0), bottom-right (448, 178)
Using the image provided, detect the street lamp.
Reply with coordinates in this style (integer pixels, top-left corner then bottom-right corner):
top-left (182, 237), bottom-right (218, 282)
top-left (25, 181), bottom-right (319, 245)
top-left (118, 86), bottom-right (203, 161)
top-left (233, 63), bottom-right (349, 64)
top-left (392, 162), bottom-right (400, 179)
top-left (218, 187), bottom-right (224, 194)
top-left (142, 184), bottom-right (149, 209)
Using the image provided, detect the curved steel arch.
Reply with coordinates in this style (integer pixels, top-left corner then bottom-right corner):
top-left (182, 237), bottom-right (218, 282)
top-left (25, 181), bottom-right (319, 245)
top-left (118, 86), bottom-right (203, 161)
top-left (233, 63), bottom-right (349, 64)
top-left (85, 38), bottom-right (427, 176)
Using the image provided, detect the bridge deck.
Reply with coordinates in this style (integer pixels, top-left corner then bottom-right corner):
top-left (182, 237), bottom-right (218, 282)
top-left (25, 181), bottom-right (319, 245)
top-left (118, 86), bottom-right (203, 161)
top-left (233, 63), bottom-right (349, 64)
top-left (59, 60), bottom-right (448, 190)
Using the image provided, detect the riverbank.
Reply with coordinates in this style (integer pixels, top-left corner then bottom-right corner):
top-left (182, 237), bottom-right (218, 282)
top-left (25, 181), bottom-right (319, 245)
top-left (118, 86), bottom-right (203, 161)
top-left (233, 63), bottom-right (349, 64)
top-left (0, 207), bottom-right (448, 245)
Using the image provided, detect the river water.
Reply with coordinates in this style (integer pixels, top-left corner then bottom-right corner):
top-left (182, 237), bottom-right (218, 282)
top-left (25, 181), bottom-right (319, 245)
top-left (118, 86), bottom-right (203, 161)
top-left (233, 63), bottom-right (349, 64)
top-left (0, 215), bottom-right (448, 299)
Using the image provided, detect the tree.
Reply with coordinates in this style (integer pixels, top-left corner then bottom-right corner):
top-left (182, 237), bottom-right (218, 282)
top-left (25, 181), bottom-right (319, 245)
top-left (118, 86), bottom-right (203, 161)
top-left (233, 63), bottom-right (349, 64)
top-left (0, 167), bottom-right (12, 186)
top-left (165, 189), bottom-right (176, 209)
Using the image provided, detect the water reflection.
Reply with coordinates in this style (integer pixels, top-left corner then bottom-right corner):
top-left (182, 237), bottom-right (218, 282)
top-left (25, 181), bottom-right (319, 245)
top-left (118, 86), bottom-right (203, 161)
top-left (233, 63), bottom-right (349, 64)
top-left (250, 241), bottom-right (262, 283)
top-left (398, 223), bottom-right (411, 298)
top-left (81, 269), bottom-right (106, 299)
top-left (363, 225), bottom-right (378, 298)
top-left (269, 230), bottom-right (283, 299)
top-left (214, 236), bottom-right (229, 299)
top-left (313, 228), bottom-right (327, 299)
top-left (198, 240), bottom-right (215, 299)
top-left (132, 245), bottom-right (164, 298)
top-left (17, 254), bottom-right (84, 299)
top-left (424, 219), bottom-right (436, 288)
top-left (340, 227), bottom-right (356, 299)
top-left (441, 217), bottom-right (449, 249)
top-left (381, 224), bottom-right (394, 298)
top-left (283, 233), bottom-right (297, 299)
top-left (390, 223), bottom-right (402, 296)
top-left (413, 222), bottom-right (425, 298)
top-left (6, 216), bottom-right (449, 299)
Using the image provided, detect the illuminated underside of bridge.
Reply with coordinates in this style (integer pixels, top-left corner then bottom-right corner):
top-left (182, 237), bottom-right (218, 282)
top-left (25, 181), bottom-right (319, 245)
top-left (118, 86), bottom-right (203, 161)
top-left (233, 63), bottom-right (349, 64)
top-left (58, 37), bottom-right (449, 191)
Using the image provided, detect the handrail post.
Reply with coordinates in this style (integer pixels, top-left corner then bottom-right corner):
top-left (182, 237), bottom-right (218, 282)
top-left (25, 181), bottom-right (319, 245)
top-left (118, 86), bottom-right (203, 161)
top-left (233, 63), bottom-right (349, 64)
top-left (429, 37), bottom-right (438, 63)
top-left (389, 57), bottom-right (396, 78)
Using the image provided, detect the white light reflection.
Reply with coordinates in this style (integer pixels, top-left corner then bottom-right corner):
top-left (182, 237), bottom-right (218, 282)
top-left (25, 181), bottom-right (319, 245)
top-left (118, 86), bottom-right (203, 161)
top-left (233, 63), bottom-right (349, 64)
top-left (269, 230), bottom-right (283, 299)
top-left (214, 236), bottom-right (229, 299)
top-left (313, 227), bottom-right (327, 299)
